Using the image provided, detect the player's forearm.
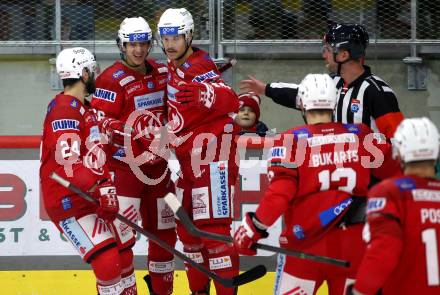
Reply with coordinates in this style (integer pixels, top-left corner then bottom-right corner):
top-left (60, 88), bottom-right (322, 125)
top-left (255, 176), bottom-right (296, 226)
top-left (265, 83), bottom-right (299, 109)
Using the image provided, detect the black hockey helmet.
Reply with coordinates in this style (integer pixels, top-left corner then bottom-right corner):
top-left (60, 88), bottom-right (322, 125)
top-left (324, 23), bottom-right (369, 60)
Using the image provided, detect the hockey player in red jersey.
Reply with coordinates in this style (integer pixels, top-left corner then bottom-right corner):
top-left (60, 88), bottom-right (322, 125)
top-left (348, 117), bottom-right (440, 295)
top-left (233, 74), bottom-right (400, 295)
top-left (40, 47), bottom-right (126, 294)
top-left (157, 8), bottom-right (240, 295)
top-left (91, 17), bottom-right (176, 295)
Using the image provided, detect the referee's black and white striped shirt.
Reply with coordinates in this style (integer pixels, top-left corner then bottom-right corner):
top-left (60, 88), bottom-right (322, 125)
top-left (265, 66), bottom-right (403, 138)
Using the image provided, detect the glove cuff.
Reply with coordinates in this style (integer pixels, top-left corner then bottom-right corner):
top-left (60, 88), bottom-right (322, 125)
top-left (248, 212), bottom-right (268, 232)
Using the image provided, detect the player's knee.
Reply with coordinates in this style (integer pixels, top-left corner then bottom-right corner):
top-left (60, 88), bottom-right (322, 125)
top-left (118, 247), bottom-right (134, 275)
top-left (91, 246), bottom-right (121, 282)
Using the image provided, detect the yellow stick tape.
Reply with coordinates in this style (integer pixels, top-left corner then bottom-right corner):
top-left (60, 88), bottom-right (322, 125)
top-left (0, 270), bottom-right (328, 294)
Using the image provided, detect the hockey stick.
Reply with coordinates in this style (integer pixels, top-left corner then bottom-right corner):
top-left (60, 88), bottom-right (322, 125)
top-left (50, 172), bottom-right (267, 287)
top-left (217, 58), bottom-right (237, 73)
top-left (164, 193), bottom-right (350, 268)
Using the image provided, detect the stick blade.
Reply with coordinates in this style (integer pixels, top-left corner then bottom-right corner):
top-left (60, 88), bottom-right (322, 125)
top-left (231, 264), bottom-right (267, 286)
top-left (164, 192), bottom-right (180, 213)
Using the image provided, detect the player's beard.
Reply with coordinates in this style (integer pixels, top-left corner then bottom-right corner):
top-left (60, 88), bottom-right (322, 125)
top-left (85, 74), bottom-right (96, 95)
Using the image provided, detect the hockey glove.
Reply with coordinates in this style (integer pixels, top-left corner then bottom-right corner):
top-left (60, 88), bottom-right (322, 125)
top-left (93, 181), bottom-right (119, 223)
top-left (100, 118), bottom-right (131, 148)
top-left (174, 82), bottom-right (216, 109)
top-left (233, 212), bottom-right (269, 256)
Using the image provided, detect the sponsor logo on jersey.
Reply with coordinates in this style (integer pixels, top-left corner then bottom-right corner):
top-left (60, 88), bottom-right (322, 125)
top-left (157, 197), bottom-right (175, 230)
top-left (126, 81), bottom-right (142, 95)
top-left (269, 146), bottom-right (286, 160)
top-left (182, 61), bottom-right (191, 70)
top-left (51, 119), bottom-right (80, 132)
top-left (158, 67), bottom-right (168, 74)
top-left (292, 225), bottom-right (305, 240)
top-left (192, 70), bottom-right (218, 83)
top-left (192, 187), bottom-right (210, 220)
top-left (292, 128), bottom-right (311, 140)
top-left (183, 251), bottom-right (204, 264)
top-left (112, 69), bottom-right (125, 79)
top-left (134, 91), bottom-right (164, 110)
top-left (59, 217), bottom-right (94, 258)
top-left (119, 75), bottom-right (135, 86)
top-left (93, 88), bottom-right (116, 102)
top-left (319, 197), bottom-right (353, 226)
top-left (343, 124), bottom-right (360, 134)
top-left (70, 99), bottom-right (78, 108)
top-left (211, 161), bottom-right (230, 218)
top-left (113, 148), bottom-right (126, 159)
top-left (367, 197), bottom-right (386, 213)
top-left (147, 81), bottom-right (155, 89)
top-left (128, 32), bottom-right (150, 42)
top-left (209, 256), bottom-right (232, 270)
top-left (307, 133), bottom-right (356, 147)
top-left (176, 68), bottom-right (185, 79)
top-left (395, 177), bottom-right (416, 191)
top-left (351, 98), bottom-right (360, 113)
top-left (413, 189), bottom-right (440, 202)
top-left (159, 26), bottom-right (179, 35)
top-left (61, 196), bottom-right (72, 210)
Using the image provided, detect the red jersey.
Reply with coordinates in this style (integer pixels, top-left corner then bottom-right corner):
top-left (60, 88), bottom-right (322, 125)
top-left (255, 122), bottom-right (400, 246)
top-left (355, 175), bottom-right (440, 295)
top-left (91, 60), bottom-right (168, 165)
top-left (165, 48), bottom-right (239, 179)
top-left (40, 94), bottom-right (109, 222)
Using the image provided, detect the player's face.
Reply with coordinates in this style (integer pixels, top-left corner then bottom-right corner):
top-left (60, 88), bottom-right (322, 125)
top-left (161, 35), bottom-right (187, 60)
top-left (236, 106), bottom-right (257, 128)
top-left (322, 44), bottom-right (338, 73)
top-left (124, 41), bottom-right (150, 66)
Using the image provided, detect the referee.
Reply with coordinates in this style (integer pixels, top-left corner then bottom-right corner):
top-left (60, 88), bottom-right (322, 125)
top-left (240, 23), bottom-right (404, 138)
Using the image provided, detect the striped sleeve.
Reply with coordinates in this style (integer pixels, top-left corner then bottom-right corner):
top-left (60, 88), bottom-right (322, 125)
top-left (366, 76), bottom-right (404, 138)
top-left (265, 82), bottom-right (299, 109)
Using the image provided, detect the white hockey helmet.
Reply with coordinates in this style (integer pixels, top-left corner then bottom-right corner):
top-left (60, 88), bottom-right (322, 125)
top-left (56, 47), bottom-right (97, 80)
top-left (157, 8), bottom-right (194, 45)
top-left (298, 74), bottom-right (337, 111)
top-left (393, 117), bottom-right (440, 163)
top-left (117, 17), bottom-right (152, 46)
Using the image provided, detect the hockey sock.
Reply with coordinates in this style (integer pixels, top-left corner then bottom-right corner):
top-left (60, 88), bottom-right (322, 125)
top-left (202, 225), bottom-right (239, 295)
top-left (147, 229), bottom-right (176, 295)
top-left (91, 247), bottom-right (123, 295)
top-left (119, 248), bottom-right (137, 295)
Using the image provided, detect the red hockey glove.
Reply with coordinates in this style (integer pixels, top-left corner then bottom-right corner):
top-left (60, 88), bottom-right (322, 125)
top-left (93, 181), bottom-right (119, 223)
top-left (100, 118), bottom-right (131, 148)
top-left (174, 82), bottom-right (216, 109)
top-left (233, 212), bottom-right (269, 256)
